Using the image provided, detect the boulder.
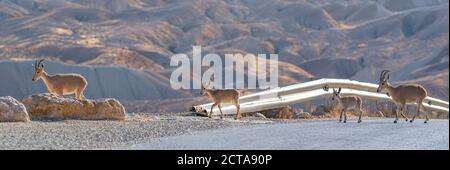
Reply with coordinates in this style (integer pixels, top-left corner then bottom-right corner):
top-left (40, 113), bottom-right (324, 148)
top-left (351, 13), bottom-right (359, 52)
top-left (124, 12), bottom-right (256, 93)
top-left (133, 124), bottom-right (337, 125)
top-left (253, 112), bottom-right (267, 119)
top-left (260, 106), bottom-right (295, 119)
top-left (0, 96), bottom-right (30, 122)
top-left (22, 93), bottom-right (126, 120)
top-left (294, 112), bottom-right (313, 119)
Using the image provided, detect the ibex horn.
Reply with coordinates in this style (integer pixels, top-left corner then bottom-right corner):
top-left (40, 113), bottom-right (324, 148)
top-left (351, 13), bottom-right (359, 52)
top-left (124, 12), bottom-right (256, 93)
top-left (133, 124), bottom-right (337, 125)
top-left (34, 60), bottom-right (38, 69)
top-left (38, 59), bottom-right (45, 67)
top-left (380, 70), bottom-right (386, 81)
top-left (384, 70), bottom-right (390, 80)
top-left (380, 70), bottom-right (390, 81)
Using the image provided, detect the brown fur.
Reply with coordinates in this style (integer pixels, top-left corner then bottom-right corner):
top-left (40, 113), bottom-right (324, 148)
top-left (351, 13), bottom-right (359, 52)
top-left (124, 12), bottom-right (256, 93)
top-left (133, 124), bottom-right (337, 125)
top-left (201, 85), bottom-right (240, 120)
top-left (32, 59), bottom-right (88, 100)
top-left (331, 88), bottom-right (364, 123)
top-left (377, 70), bottom-right (429, 123)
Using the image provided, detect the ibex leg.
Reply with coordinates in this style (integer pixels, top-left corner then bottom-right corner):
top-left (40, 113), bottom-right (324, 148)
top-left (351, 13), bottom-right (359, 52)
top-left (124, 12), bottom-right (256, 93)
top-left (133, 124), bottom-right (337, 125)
top-left (357, 109), bottom-right (363, 123)
top-left (217, 104), bottom-right (224, 119)
top-left (411, 101), bottom-right (422, 123)
top-left (209, 103), bottom-right (217, 118)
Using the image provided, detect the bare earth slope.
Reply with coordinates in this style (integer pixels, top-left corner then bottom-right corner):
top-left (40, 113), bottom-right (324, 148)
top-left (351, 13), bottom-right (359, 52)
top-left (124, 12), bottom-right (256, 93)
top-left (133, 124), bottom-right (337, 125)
top-left (0, 0), bottom-right (448, 101)
top-left (0, 60), bottom-right (188, 100)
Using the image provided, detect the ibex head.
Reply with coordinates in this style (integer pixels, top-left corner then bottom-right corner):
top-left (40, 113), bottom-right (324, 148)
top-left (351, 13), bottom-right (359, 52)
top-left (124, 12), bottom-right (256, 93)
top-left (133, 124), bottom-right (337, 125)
top-left (32, 59), bottom-right (45, 82)
top-left (331, 88), bottom-right (341, 101)
top-left (201, 81), bottom-right (210, 95)
top-left (377, 70), bottom-right (390, 93)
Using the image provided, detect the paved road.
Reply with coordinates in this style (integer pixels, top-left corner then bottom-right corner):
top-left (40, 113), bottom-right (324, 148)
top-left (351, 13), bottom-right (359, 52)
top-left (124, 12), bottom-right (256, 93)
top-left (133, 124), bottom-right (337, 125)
top-left (126, 119), bottom-right (449, 150)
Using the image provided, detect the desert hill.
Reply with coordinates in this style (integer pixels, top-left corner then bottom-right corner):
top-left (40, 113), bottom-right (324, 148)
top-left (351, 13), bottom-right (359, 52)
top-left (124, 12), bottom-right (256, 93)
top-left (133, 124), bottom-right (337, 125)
top-left (0, 0), bottom-right (448, 105)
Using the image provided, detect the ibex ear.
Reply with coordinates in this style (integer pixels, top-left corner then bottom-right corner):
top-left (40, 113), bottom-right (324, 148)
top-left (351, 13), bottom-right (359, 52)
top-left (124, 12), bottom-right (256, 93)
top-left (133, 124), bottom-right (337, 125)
top-left (338, 88), bottom-right (341, 94)
top-left (206, 80), bottom-right (211, 88)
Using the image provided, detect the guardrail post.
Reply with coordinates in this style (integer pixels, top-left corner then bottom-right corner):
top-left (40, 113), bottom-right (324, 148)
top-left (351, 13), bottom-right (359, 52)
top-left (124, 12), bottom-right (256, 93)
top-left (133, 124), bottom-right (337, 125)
top-left (305, 101), bottom-right (312, 113)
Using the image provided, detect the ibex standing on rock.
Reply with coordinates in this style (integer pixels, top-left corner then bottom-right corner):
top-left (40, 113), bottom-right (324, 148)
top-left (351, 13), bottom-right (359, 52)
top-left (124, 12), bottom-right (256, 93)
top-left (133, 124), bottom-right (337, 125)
top-left (32, 59), bottom-right (88, 100)
top-left (377, 70), bottom-right (429, 123)
top-left (331, 88), bottom-right (364, 123)
top-left (201, 83), bottom-right (241, 120)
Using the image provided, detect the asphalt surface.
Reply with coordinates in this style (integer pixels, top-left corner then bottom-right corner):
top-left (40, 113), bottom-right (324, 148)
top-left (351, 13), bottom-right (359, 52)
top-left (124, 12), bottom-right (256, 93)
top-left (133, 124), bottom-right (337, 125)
top-left (126, 119), bottom-right (449, 150)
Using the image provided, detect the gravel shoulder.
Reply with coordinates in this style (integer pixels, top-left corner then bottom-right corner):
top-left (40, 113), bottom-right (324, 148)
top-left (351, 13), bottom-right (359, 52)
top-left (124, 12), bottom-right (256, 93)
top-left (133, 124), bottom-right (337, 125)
top-left (2, 113), bottom-right (447, 150)
top-left (0, 113), bottom-right (278, 150)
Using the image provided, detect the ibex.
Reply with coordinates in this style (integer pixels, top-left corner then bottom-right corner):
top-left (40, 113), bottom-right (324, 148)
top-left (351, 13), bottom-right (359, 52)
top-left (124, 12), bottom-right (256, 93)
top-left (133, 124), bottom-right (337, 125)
top-left (331, 88), bottom-right (364, 123)
top-left (377, 70), bottom-right (429, 123)
top-left (201, 83), bottom-right (241, 120)
top-left (32, 59), bottom-right (88, 100)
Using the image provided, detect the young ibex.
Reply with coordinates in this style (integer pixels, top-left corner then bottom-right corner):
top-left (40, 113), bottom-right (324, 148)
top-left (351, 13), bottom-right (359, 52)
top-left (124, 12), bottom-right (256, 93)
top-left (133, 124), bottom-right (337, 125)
top-left (201, 83), bottom-right (241, 120)
top-left (377, 70), bottom-right (429, 123)
top-left (331, 88), bottom-right (364, 123)
top-left (32, 59), bottom-right (88, 100)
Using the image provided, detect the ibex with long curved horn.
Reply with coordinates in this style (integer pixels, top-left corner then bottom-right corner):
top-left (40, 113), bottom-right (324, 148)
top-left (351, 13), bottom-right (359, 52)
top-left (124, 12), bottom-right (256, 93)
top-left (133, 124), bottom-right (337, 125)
top-left (377, 70), bottom-right (429, 123)
top-left (331, 88), bottom-right (364, 123)
top-left (32, 59), bottom-right (88, 100)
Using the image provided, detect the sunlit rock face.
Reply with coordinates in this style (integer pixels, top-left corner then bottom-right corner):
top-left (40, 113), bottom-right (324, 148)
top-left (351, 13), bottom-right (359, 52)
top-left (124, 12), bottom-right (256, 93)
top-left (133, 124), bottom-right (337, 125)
top-left (0, 96), bottom-right (30, 122)
top-left (22, 93), bottom-right (126, 120)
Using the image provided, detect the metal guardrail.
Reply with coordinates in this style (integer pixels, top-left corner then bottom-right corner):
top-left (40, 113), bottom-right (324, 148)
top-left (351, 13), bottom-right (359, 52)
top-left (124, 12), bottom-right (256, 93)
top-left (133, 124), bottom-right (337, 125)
top-left (192, 79), bottom-right (449, 116)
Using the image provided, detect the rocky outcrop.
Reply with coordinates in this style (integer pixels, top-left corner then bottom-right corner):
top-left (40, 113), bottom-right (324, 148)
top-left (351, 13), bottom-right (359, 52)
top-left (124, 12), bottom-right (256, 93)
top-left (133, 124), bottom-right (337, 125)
top-left (0, 96), bottom-right (30, 122)
top-left (22, 93), bottom-right (126, 120)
